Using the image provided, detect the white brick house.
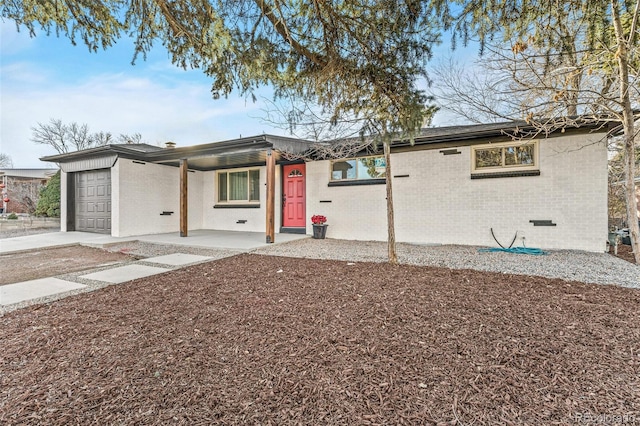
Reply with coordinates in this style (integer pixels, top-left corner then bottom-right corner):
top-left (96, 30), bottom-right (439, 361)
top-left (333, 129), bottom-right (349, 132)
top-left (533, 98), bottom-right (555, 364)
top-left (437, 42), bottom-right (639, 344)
top-left (41, 121), bottom-right (610, 252)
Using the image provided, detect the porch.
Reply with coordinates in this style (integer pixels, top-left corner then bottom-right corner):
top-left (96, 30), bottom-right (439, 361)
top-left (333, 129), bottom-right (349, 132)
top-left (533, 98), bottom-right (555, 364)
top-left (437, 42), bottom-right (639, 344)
top-left (0, 229), bottom-right (310, 255)
top-left (41, 135), bottom-right (313, 242)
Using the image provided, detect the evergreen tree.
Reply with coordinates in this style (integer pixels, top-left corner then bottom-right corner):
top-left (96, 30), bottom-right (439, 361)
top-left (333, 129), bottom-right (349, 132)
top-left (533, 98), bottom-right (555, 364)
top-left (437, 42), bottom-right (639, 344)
top-left (2, 0), bottom-right (441, 263)
top-left (35, 171), bottom-right (60, 217)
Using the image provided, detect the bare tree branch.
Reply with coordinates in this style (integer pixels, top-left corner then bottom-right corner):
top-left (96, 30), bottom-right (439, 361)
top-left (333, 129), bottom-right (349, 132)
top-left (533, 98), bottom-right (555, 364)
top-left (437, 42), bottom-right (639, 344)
top-left (0, 153), bottom-right (13, 168)
top-left (31, 119), bottom-right (145, 154)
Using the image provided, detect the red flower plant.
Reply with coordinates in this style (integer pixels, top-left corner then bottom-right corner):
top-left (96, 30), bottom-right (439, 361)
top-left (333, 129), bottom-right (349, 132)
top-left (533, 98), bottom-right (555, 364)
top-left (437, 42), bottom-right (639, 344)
top-left (311, 215), bottom-right (327, 225)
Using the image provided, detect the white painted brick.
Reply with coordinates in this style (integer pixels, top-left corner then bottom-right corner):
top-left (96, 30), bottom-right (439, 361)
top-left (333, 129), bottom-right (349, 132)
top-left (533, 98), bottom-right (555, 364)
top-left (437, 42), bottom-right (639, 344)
top-left (306, 133), bottom-right (608, 252)
top-left (201, 166), bottom-right (281, 233)
top-left (113, 159), bottom-right (204, 237)
top-left (60, 170), bottom-right (69, 232)
top-left (87, 132), bottom-right (608, 252)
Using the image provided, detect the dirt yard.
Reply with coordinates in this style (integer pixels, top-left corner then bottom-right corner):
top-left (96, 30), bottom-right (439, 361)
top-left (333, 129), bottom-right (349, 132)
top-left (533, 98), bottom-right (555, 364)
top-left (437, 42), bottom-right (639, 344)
top-left (0, 245), bottom-right (137, 285)
top-left (1, 253), bottom-right (638, 425)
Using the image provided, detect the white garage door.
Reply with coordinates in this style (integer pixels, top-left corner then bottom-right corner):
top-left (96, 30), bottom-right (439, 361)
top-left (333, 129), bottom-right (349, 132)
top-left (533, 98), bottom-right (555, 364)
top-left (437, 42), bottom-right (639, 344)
top-left (76, 169), bottom-right (111, 234)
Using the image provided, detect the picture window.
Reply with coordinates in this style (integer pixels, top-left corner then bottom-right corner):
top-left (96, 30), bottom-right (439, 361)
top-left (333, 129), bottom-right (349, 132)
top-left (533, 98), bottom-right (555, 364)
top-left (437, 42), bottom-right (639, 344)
top-left (217, 169), bottom-right (260, 203)
top-left (330, 155), bottom-right (386, 181)
top-left (472, 141), bottom-right (538, 173)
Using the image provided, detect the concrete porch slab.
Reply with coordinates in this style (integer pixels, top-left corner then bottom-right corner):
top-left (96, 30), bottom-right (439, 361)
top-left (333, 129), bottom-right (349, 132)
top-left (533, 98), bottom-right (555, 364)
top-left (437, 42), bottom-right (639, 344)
top-left (80, 264), bottom-right (170, 284)
top-left (1, 278), bottom-right (86, 306)
top-left (0, 230), bottom-right (309, 255)
top-left (143, 253), bottom-right (214, 266)
top-left (133, 229), bottom-right (310, 251)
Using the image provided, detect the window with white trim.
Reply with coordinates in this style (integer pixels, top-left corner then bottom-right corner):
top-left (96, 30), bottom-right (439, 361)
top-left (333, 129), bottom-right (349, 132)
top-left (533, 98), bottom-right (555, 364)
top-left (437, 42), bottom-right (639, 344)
top-left (217, 169), bottom-right (260, 203)
top-left (330, 155), bottom-right (386, 181)
top-left (472, 141), bottom-right (538, 173)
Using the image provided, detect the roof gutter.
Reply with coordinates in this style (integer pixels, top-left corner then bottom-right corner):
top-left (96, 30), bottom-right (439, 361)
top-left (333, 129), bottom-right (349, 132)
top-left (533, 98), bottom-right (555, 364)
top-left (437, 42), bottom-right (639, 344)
top-left (403, 120), bottom-right (612, 148)
top-left (146, 136), bottom-right (273, 161)
top-left (39, 144), bottom-right (156, 163)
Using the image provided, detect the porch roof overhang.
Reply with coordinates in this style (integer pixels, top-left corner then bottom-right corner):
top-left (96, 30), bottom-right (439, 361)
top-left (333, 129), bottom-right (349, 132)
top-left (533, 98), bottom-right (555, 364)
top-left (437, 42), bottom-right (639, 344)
top-left (39, 135), bottom-right (313, 171)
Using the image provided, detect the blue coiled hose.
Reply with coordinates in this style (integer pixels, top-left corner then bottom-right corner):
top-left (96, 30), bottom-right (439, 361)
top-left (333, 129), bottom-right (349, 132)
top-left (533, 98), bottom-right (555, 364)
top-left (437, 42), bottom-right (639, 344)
top-left (483, 228), bottom-right (548, 255)
top-left (478, 247), bottom-right (548, 255)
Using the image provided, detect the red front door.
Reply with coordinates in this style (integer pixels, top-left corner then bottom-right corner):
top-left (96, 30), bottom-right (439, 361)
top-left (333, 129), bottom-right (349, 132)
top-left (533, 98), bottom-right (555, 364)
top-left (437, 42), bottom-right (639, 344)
top-left (282, 164), bottom-right (306, 228)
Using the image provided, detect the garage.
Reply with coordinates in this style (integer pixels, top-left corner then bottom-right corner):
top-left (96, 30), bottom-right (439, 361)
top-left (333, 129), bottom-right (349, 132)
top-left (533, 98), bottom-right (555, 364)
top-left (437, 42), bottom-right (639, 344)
top-left (75, 169), bottom-right (111, 234)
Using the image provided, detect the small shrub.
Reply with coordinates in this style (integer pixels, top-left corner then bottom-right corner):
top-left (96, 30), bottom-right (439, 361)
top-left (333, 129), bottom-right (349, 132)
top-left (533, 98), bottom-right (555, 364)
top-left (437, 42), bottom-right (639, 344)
top-left (7, 213), bottom-right (18, 220)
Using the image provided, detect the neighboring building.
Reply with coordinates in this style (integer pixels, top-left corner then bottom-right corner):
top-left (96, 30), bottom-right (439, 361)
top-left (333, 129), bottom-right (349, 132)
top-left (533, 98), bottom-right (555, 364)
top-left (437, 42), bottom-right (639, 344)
top-left (40, 122), bottom-right (610, 252)
top-left (0, 168), bottom-right (58, 214)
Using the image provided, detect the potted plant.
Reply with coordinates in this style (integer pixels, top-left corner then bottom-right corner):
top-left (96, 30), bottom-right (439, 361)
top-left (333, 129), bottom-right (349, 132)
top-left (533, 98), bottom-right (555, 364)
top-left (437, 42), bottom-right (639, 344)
top-left (311, 215), bottom-right (328, 239)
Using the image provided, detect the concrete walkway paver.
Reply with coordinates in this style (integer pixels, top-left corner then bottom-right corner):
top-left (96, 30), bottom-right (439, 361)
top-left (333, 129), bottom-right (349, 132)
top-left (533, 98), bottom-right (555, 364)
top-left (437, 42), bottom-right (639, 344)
top-left (80, 265), bottom-right (171, 284)
top-left (143, 253), bottom-right (213, 266)
top-left (1, 278), bottom-right (86, 306)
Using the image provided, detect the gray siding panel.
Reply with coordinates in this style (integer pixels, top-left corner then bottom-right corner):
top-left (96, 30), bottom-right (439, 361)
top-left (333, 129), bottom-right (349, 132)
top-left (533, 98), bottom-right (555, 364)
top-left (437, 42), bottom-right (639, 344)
top-left (62, 156), bottom-right (117, 173)
top-left (75, 169), bottom-right (111, 234)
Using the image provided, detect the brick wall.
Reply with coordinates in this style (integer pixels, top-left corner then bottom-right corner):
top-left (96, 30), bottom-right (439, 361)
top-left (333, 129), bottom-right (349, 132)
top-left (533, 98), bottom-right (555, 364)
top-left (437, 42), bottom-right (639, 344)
top-left (113, 159), bottom-right (204, 237)
top-left (200, 166), bottom-right (282, 233)
top-left (306, 132), bottom-right (608, 252)
top-left (60, 171), bottom-right (69, 232)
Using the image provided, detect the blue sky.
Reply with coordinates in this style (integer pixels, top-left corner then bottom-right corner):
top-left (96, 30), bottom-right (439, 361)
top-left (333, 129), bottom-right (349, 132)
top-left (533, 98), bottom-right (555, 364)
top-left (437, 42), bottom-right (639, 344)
top-left (1, 19), bottom-right (469, 168)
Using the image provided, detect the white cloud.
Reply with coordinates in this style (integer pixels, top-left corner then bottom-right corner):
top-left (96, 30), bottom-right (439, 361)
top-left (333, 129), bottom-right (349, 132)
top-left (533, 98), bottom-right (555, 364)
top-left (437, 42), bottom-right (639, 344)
top-left (0, 21), bottom-right (35, 55)
top-left (0, 17), bottom-right (286, 167)
top-left (0, 61), bottom-right (51, 84)
top-left (0, 63), bottom-right (285, 167)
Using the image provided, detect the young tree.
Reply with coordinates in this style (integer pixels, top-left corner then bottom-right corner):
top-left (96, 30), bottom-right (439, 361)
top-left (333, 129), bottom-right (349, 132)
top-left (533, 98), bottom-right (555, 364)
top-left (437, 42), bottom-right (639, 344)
top-left (31, 118), bottom-right (144, 154)
top-left (434, 0), bottom-right (640, 263)
top-left (2, 0), bottom-right (441, 263)
top-left (276, 103), bottom-right (438, 263)
top-left (264, 94), bottom-right (438, 263)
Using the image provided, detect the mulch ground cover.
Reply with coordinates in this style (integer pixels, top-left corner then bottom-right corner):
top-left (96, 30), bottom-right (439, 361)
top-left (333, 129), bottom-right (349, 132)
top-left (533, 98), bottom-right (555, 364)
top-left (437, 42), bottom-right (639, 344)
top-left (1, 254), bottom-right (639, 425)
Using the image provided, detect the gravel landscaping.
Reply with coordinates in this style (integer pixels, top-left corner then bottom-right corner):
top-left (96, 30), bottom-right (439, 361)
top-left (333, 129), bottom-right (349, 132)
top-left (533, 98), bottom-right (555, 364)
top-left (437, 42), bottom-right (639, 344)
top-left (90, 238), bottom-right (640, 289)
top-left (2, 228), bottom-right (637, 289)
top-left (0, 218), bottom-right (60, 240)
top-left (0, 227), bottom-right (59, 240)
top-left (255, 239), bottom-right (640, 289)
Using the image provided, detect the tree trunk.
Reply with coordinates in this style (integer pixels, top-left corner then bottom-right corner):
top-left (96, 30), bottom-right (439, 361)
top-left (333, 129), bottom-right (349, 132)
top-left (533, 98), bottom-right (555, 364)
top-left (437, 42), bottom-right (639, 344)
top-left (612, 0), bottom-right (640, 264)
top-left (622, 129), bottom-right (639, 264)
top-left (383, 139), bottom-right (398, 264)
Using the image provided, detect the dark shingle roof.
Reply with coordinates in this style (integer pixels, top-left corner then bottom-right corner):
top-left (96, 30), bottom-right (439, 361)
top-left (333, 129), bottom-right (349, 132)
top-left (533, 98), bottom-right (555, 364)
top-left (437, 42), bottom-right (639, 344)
top-left (40, 119), bottom-right (611, 166)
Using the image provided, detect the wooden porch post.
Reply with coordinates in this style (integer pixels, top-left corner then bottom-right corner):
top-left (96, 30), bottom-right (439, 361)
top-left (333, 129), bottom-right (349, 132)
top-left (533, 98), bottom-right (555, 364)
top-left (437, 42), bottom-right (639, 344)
top-left (265, 150), bottom-right (275, 243)
top-left (180, 158), bottom-right (188, 237)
